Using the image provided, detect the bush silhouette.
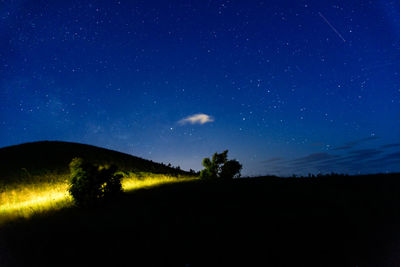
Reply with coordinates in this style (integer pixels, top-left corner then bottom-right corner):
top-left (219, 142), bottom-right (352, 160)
top-left (200, 150), bottom-right (242, 180)
top-left (68, 158), bottom-right (123, 207)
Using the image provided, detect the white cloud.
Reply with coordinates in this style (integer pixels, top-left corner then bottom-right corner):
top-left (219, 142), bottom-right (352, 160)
top-left (179, 113), bottom-right (214, 125)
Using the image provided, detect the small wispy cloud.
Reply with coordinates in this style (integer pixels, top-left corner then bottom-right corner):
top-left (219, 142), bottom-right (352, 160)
top-left (289, 152), bottom-right (338, 166)
top-left (178, 113), bottom-right (214, 125)
top-left (262, 157), bottom-right (284, 164)
top-left (333, 136), bottom-right (379, 150)
top-left (381, 143), bottom-right (400, 149)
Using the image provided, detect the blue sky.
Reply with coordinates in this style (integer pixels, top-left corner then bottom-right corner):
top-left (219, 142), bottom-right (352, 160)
top-left (1, 0), bottom-right (399, 175)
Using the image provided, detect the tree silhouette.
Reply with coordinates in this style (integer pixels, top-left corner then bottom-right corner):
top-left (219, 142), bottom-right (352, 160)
top-left (200, 150), bottom-right (242, 180)
top-left (68, 158), bottom-right (123, 207)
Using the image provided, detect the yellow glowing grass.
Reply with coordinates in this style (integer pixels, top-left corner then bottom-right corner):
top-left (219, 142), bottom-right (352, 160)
top-left (122, 172), bottom-right (198, 191)
top-left (0, 172), bottom-right (197, 224)
top-left (0, 179), bottom-right (73, 223)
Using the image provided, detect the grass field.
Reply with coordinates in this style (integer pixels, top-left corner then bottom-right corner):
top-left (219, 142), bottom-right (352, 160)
top-left (1, 142), bottom-right (400, 266)
top-left (2, 174), bottom-right (400, 267)
top-left (0, 172), bottom-right (197, 224)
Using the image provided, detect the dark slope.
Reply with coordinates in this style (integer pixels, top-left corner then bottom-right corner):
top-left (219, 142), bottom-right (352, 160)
top-left (0, 141), bottom-right (185, 183)
top-left (2, 174), bottom-right (400, 267)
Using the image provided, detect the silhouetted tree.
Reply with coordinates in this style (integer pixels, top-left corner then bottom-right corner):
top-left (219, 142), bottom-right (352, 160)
top-left (200, 150), bottom-right (242, 180)
top-left (220, 159), bottom-right (242, 180)
top-left (68, 158), bottom-right (123, 207)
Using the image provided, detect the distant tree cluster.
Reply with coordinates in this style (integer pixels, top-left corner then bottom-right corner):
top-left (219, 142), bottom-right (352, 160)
top-left (68, 158), bottom-right (123, 207)
top-left (200, 150), bottom-right (242, 180)
top-left (157, 161), bottom-right (193, 176)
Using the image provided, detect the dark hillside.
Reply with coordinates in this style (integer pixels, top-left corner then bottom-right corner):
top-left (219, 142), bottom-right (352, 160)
top-left (2, 173), bottom-right (400, 267)
top-left (0, 141), bottom-right (186, 183)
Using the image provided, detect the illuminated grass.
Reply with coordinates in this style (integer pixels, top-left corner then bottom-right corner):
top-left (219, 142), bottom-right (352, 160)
top-left (0, 172), bottom-right (197, 224)
top-left (0, 174), bottom-right (72, 223)
top-left (122, 172), bottom-right (198, 191)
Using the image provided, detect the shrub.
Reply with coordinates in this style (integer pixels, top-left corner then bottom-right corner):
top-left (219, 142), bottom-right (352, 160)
top-left (200, 150), bottom-right (242, 180)
top-left (68, 158), bottom-right (122, 207)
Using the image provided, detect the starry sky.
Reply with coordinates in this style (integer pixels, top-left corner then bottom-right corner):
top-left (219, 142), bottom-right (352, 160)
top-left (1, 0), bottom-right (399, 176)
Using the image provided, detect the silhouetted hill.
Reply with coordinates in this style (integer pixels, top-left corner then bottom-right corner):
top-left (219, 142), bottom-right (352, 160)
top-left (0, 141), bottom-right (186, 183)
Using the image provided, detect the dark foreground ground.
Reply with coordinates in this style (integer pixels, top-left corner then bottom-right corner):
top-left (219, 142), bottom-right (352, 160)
top-left (1, 174), bottom-right (400, 267)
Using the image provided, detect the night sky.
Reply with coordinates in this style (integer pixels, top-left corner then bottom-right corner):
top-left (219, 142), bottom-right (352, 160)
top-left (1, 0), bottom-right (399, 176)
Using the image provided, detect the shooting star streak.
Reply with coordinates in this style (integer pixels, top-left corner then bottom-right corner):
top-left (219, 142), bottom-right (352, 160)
top-left (318, 12), bottom-right (346, 43)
